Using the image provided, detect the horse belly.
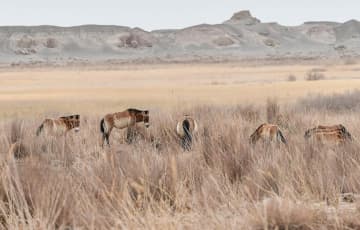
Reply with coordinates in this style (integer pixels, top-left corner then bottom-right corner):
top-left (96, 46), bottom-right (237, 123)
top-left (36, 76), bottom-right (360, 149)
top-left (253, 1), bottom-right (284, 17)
top-left (114, 117), bottom-right (132, 129)
top-left (53, 124), bottom-right (67, 136)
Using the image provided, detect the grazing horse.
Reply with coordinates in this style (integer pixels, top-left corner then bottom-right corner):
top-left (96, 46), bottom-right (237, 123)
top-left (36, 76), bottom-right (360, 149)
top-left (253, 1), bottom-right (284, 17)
top-left (304, 124), bottom-right (352, 145)
top-left (36, 115), bottom-right (80, 136)
top-left (100, 108), bottom-right (149, 146)
top-left (249, 123), bottom-right (287, 145)
top-left (176, 115), bottom-right (198, 151)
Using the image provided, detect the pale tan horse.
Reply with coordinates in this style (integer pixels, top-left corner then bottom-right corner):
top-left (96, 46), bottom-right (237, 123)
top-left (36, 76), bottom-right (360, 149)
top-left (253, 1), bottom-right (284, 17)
top-left (36, 115), bottom-right (80, 136)
top-left (249, 123), bottom-right (287, 145)
top-left (100, 108), bottom-right (149, 146)
top-left (304, 124), bottom-right (352, 145)
top-left (176, 115), bottom-right (198, 150)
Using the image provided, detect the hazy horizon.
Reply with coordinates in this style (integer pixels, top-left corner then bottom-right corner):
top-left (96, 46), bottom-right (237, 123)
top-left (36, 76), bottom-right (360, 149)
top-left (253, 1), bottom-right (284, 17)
top-left (1, 0), bottom-right (359, 30)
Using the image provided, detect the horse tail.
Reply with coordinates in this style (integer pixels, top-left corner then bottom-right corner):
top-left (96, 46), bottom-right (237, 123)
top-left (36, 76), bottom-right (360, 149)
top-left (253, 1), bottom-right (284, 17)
top-left (36, 123), bottom-right (44, 136)
top-left (182, 120), bottom-right (192, 150)
top-left (100, 118), bottom-right (106, 134)
top-left (277, 130), bottom-right (287, 145)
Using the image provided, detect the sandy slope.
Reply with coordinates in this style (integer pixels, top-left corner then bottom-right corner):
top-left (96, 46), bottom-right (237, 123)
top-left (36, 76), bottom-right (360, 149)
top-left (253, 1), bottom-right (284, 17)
top-left (0, 11), bottom-right (359, 66)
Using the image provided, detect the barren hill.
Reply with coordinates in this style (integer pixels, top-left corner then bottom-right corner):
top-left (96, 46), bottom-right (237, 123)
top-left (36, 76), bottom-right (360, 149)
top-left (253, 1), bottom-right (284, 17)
top-left (0, 10), bottom-right (359, 66)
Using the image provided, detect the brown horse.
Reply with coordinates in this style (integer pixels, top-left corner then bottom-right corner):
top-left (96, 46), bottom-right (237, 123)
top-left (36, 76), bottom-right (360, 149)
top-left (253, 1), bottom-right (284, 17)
top-left (249, 123), bottom-right (287, 145)
top-left (36, 115), bottom-right (80, 136)
top-left (176, 115), bottom-right (198, 150)
top-left (100, 108), bottom-right (149, 146)
top-left (304, 124), bottom-right (352, 145)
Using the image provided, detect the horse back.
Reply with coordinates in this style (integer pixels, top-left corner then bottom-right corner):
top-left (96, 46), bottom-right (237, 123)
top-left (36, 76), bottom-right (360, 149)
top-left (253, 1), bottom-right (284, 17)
top-left (60, 114), bottom-right (80, 130)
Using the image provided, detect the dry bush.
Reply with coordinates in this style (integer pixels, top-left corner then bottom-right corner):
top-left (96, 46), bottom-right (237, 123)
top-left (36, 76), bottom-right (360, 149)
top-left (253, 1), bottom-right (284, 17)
top-left (213, 37), bottom-right (234, 46)
top-left (305, 69), bottom-right (326, 81)
top-left (16, 36), bottom-right (37, 49)
top-left (118, 33), bottom-right (152, 48)
top-left (343, 58), bottom-right (357, 65)
top-left (287, 74), bottom-right (297, 82)
top-left (0, 101), bottom-right (360, 228)
top-left (264, 39), bottom-right (276, 47)
top-left (45, 38), bottom-right (58, 48)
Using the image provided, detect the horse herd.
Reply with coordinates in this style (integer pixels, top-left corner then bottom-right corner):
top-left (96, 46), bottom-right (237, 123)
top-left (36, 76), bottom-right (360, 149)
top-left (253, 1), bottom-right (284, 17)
top-left (35, 108), bottom-right (198, 150)
top-left (33, 108), bottom-right (353, 151)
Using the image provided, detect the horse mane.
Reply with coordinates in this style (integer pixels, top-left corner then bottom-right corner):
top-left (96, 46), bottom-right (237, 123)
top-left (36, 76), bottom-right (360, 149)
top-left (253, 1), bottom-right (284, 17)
top-left (249, 123), bottom-right (266, 144)
top-left (127, 108), bottom-right (146, 114)
top-left (60, 114), bottom-right (80, 120)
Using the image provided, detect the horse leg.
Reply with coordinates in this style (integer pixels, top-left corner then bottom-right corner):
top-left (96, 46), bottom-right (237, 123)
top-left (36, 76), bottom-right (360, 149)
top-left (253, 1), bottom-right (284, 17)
top-left (126, 128), bottom-right (132, 144)
top-left (102, 129), bottom-right (111, 147)
top-left (127, 126), bottom-right (137, 144)
top-left (106, 127), bottom-right (113, 146)
top-left (101, 133), bottom-right (106, 147)
top-left (62, 132), bottom-right (67, 162)
top-left (104, 133), bottom-right (110, 146)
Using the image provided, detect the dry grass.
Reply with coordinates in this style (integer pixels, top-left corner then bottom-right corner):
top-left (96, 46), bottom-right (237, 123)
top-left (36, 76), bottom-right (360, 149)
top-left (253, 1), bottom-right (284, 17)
top-left (0, 96), bottom-right (360, 229)
top-left (1, 63), bottom-right (360, 118)
top-left (297, 90), bottom-right (360, 112)
top-left (0, 64), bottom-right (360, 228)
top-left (305, 69), bottom-right (326, 81)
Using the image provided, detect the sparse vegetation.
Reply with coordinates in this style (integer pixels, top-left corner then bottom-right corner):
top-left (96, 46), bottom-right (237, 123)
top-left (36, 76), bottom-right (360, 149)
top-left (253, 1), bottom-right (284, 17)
top-left (45, 38), bottom-right (58, 48)
top-left (305, 69), bottom-right (326, 81)
top-left (343, 58), bottom-right (358, 65)
top-left (297, 90), bottom-right (360, 112)
top-left (335, 45), bottom-right (346, 51)
top-left (118, 32), bottom-right (152, 48)
top-left (264, 38), bottom-right (276, 47)
top-left (210, 80), bottom-right (226, 85)
top-left (287, 74), bottom-right (297, 82)
top-left (16, 36), bottom-right (37, 49)
top-left (213, 37), bottom-right (234, 46)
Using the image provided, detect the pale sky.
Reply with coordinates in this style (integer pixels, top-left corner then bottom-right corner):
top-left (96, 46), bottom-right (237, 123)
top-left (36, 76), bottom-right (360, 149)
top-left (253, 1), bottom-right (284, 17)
top-left (1, 0), bottom-right (358, 30)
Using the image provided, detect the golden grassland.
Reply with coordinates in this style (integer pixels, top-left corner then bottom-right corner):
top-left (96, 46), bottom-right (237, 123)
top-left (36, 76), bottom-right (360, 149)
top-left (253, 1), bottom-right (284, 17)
top-left (0, 63), bottom-right (360, 229)
top-left (1, 63), bottom-right (360, 118)
top-left (2, 100), bottom-right (360, 229)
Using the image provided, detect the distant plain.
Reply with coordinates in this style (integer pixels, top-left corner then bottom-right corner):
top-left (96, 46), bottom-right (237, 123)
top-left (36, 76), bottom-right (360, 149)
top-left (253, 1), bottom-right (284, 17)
top-left (1, 62), bottom-right (360, 118)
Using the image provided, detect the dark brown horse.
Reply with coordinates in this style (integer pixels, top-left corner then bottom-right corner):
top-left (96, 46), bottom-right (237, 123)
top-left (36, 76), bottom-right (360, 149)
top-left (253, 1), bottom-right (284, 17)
top-left (100, 108), bottom-right (149, 146)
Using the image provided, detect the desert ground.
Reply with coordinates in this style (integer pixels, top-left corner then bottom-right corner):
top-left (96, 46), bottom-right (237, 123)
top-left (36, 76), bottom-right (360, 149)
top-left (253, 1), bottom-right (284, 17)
top-left (0, 61), bottom-right (360, 229)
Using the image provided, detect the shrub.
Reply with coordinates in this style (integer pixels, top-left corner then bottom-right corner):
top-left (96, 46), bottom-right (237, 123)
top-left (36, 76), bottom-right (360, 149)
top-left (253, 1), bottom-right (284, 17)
top-left (343, 58), bottom-right (357, 65)
top-left (45, 38), bottom-right (58, 48)
top-left (287, 74), bottom-right (297, 82)
top-left (305, 70), bottom-right (325, 81)
top-left (17, 36), bottom-right (37, 48)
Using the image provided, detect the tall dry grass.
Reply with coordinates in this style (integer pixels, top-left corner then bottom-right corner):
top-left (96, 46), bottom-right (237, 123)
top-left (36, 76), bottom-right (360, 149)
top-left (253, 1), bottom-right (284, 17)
top-left (0, 96), bottom-right (360, 229)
